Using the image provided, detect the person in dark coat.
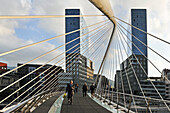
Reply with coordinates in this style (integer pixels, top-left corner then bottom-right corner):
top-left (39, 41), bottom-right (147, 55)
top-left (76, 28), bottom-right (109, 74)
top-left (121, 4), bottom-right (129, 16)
top-left (90, 83), bottom-right (96, 98)
top-left (66, 80), bottom-right (74, 104)
top-left (82, 83), bottom-right (88, 97)
top-left (75, 83), bottom-right (79, 93)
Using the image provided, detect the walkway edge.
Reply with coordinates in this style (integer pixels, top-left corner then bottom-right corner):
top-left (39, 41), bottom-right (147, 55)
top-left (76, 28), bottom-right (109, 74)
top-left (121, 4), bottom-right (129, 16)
top-left (87, 93), bottom-right (121, 113)
top-left (48, 93), bottom-right (64, 113)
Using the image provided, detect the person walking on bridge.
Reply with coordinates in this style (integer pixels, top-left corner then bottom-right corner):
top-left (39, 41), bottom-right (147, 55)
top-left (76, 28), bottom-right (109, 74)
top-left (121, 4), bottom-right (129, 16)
top-left (90, 83), bottom-right (96, 98)
top-left (66, 80), bottom-right (74, 105)
top-left (75, 83), bottom-right (79, 93)
top-left (82, 83), bottom-right (88, 97)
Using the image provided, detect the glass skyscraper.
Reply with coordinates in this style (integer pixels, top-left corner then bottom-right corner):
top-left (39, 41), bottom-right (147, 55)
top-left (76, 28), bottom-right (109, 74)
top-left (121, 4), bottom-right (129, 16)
top-left (65, 9), bottom-right (94, 91)
top-left (131, 9), bottom-right (147, 56)
top-left (117, 9), bottom-right (148, 96)
top-left (65, 9), bottom-right (80, 55)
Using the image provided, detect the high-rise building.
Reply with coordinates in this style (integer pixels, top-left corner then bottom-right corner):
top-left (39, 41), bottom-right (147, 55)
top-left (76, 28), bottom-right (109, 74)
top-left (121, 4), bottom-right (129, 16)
top-left (131, 9), bottom-right (147, 56)
top-left (65, 9), bottom-right (94, 91)
top-left (116, 9), bottom-right (148, 95)
top-left (65, 9), bottom-right (80, 55)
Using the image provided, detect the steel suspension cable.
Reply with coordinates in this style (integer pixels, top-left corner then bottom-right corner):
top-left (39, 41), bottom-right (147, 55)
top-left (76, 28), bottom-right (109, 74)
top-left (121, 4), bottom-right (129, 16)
top-left (117, 28), bottom-right (152, 113)
top-left (117, 23), bottom-right (170, 84)
top-left (35, 25), bottom-right (112, 96)
top-left (0, 20), bottom-right (110, 79)
top-left (117, 22), bottom-right (170, 64)
top-left (116, 40), bottom-right (127, 108)
top-left (111, 16), bottom-right (170, 45)
top-left (0, 22), bottom-right (112, 105)
top-left (118, 25), bottom-right (170, 111)
top-left (116, 30), bottom-right (138, 113)
top-left (0, 19), bottom-right (109, 57)
top-left (0, 20), bottom-right (111, 94)
top-left (0, 15), bottom-right (104, 19)
top-left (19, 24), bottom-right (112, 103)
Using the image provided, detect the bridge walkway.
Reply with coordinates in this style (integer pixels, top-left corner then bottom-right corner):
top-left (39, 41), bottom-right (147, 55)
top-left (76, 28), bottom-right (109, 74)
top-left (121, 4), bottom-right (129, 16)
top-left (61, 93), bottom-right (111, 113)
top-left (32, 93), bottom-right (62, 113)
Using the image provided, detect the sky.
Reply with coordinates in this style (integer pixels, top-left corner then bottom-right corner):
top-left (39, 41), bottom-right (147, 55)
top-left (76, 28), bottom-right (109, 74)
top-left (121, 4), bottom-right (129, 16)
top-left (0, 0), bottom-right (170, 79)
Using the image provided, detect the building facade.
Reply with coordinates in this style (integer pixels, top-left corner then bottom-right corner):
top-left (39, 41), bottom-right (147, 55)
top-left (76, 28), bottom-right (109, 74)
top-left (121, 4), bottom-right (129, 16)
top-left (17, 63), bottom-right (64, 95)
top-left (65, 9), bottom-right (80, 56)
top-left (140, 77), bottom-right (165, 99)
top-left (66, 54), bottom-right (94, 91)
top-left (57, 72), bottom-right (72, 91)
top-left (115, 9), bottom-right (148, 95)
top-left (131, 9), bottom-right (147, 56)
top-left (65, 9), bottom-right (94, 91)
top-left (162, 69), bottom-right (170, 100)
top-left (117, 55), bottom-right (148, 95)
top-left (0, 64), bottom-right (20, 103)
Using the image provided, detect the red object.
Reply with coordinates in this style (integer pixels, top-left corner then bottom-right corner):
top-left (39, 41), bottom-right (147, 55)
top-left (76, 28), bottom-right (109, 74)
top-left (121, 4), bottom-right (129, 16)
top-left (0, 62), bottom-right (7, 67)
top-left (0, 62), bottom-right (7, 73)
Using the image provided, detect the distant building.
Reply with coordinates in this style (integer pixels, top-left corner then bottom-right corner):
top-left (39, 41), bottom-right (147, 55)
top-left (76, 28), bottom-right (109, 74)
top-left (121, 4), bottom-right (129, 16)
top-left (66, 54), bottom-right (94, 91)
top-left (94, 74), bottom-right (109, 90)
top-left (114, 70), bottom-right (122, 91)
top-left (86, 59), bottom-right (94, 87)
top-left (119, 55), bottom-right (148, 95)
top-left (0, 72), bottom-right (20, 103)
top-left (57, 72), bottom-right (72, 91)
top-left (17, 63), bottom-right (64, 95)
top-left (162, 69), bottom-right (170, 100)
top-left (140, 77), bottom-right (165, 99)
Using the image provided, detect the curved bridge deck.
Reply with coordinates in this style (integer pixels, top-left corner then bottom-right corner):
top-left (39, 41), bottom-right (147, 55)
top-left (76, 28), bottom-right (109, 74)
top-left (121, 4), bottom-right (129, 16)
top-left (61, 93), bottom-right (111, 113)
top-left (32, 93), bottom-right (61, 113)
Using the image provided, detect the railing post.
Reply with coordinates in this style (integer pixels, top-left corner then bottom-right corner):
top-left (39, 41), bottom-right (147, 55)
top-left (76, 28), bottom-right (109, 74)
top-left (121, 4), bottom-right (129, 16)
top-left (100, 89), bottom-right (103, 100)
top-left (146, 98), bottom-right (151, 113)
top-left (24, 94), bottom-right (46, 112)
top-left (103, 89), bottom-right (107, 103)
top-left (21, 98), bottom-right (37, 113)
top-left (127, 96), bottom-right (132, 113)
top-left (108, 90), bottom-right (113, 105)
top-left (116, 93), bottom-right (120, 110)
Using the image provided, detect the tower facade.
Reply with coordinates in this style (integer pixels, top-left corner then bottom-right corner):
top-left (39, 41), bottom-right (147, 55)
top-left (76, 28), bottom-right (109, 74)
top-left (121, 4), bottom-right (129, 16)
top-left (65, 9), bottom-right (94, 91)
top-left (131, 9), bottom-right (147, 56)
top-left (117, 9), bottom-right (148, 95)
top-left (65, 9), bottom-right (80, 55)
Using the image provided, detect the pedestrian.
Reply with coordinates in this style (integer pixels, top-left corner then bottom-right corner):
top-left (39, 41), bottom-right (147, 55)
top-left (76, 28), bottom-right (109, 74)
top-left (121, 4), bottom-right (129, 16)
top-left (82, 83), bottom-right (88, 97)
top-left (66, 80), bottom-right (74, 105)
top-left (90, 83), bottom-right (96, 98)
top-left (75, 83), bottom-right (79, 93)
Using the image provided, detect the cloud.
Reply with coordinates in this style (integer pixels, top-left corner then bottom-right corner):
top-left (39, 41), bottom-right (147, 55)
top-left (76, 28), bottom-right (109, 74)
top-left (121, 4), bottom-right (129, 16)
top-left (31, 0), bottom-right (105, 40)
top-left (0, 0), bottom-right (169, 77)
top-left (0, 0), bottom-right (63, 67)
top-left (110, 0), bottom-right (170, 77)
